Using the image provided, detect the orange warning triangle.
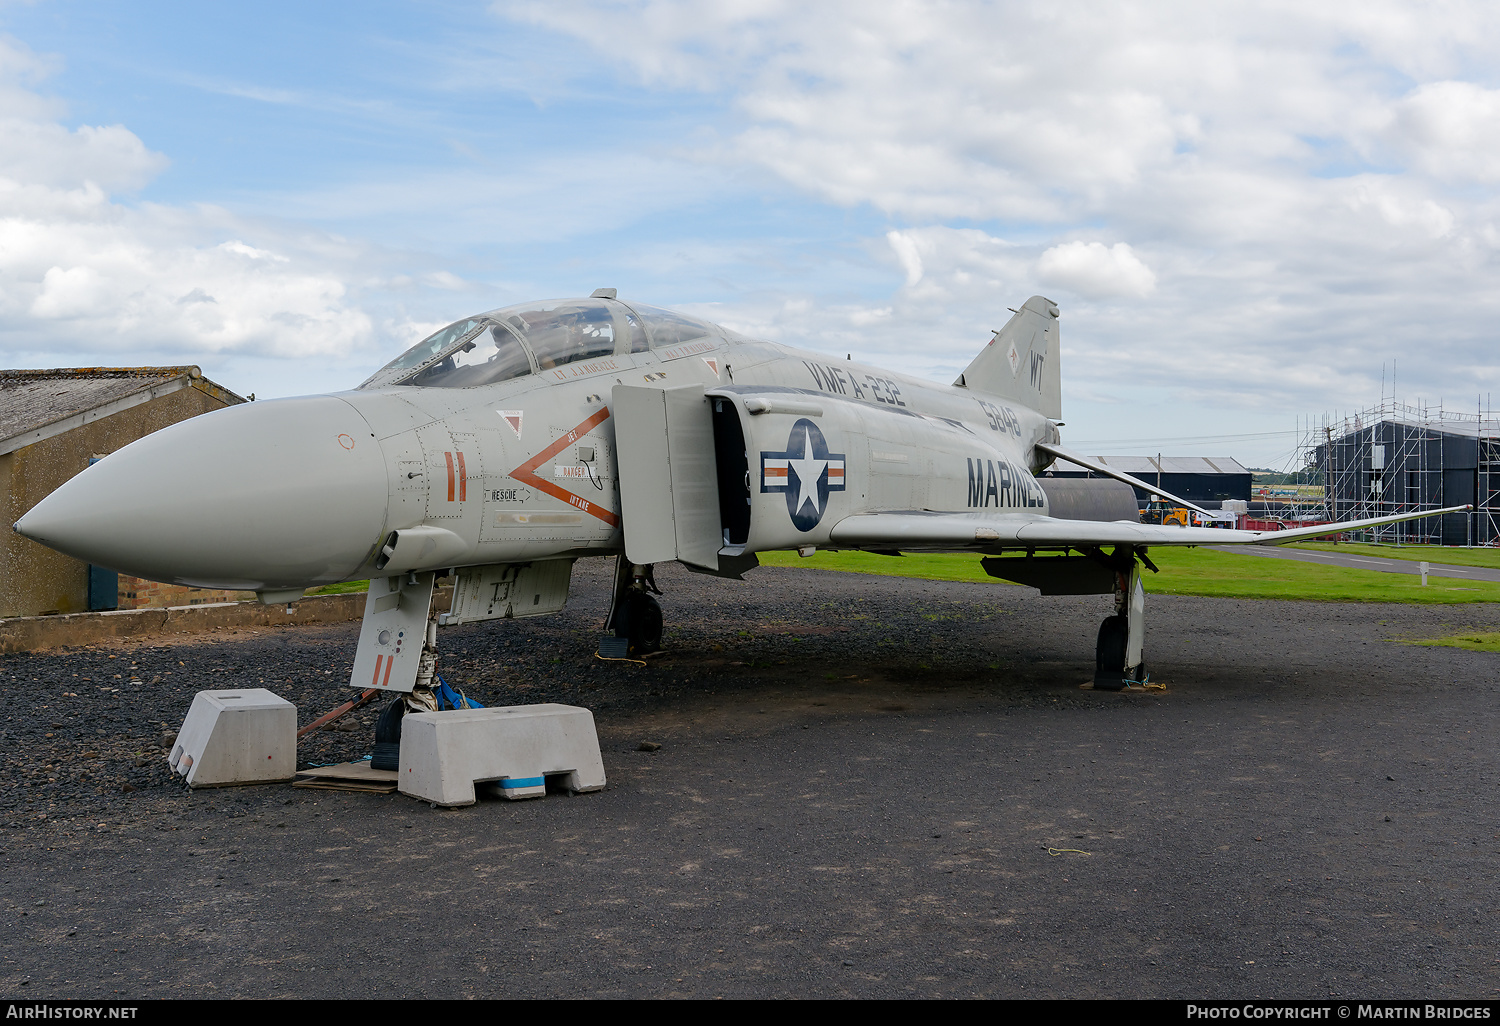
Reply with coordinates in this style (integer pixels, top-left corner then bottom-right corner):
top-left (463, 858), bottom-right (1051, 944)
top-left (703, 358), bottom-right (719, 376)
top-left (498, 410), bottom-right (523, 437)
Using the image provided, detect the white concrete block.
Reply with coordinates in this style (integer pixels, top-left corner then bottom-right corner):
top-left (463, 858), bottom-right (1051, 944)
top-left (398, 703), bottom-right (606, 808)
top-left (168, 688), bottom-right (297, 788)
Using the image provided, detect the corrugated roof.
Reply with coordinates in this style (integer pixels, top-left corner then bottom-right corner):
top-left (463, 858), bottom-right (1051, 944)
top-left (0, 367), bottom-right (246, 455)
top-left (1091, 455), bottom-right (1251, 476)
top-left (1366, 416), bottom-right (1497, 440)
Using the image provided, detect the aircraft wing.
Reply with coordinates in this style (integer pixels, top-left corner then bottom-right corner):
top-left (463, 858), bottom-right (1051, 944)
top-left (828, 504), bottom-right (1473, 551)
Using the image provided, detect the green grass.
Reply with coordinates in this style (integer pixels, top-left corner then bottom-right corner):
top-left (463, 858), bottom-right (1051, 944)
top-left (1406, 631), bottom-right (1500, 652)
top-left (1142, 548), bottom-right (1500, 603)
top-left (306, 580), bottom-right (370, 596)
top-left (1287, 540), bottom-right (1500, 570)
top-left (758, 550), bottom-right (1000, 584)
top-left (306, 546), bottom-right (1500, 605)
top-left (757, 547), bottom-right (1500, 603)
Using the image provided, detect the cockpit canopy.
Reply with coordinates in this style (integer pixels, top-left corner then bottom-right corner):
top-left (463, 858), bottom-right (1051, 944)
top-left (358, 297), bottom-right (725, 390)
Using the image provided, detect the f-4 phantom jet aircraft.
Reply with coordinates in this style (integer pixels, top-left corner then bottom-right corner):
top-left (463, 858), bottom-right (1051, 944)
top-left (16, 290), bottom-right (1465, 701)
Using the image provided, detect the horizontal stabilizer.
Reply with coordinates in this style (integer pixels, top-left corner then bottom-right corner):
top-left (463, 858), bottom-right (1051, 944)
top-left (1036, 443), bottom-right (1214, 517)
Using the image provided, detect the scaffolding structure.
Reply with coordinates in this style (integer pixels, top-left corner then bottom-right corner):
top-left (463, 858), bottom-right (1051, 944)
top-left (1299, 396), bottom-right (1500, 546)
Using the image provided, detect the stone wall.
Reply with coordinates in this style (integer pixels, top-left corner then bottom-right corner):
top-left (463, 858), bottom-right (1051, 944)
top-left (116, 576), bottom-right (254, 610)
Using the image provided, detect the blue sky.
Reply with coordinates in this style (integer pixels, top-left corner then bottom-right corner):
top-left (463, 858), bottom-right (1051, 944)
top-left (3, 1), bottom-right (1499, 467)
top-left (3, 2), bottom-right (880, 267)
top-left (2, 2), bottom-right (853, 281)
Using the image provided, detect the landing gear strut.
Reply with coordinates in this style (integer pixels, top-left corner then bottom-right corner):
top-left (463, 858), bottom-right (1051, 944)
top-left (1093, 549), bottom-right (1148, 691)
top-left (600, 556), bottom-right (663, 658)
top-left (370, 605), bottom-right (442, 770)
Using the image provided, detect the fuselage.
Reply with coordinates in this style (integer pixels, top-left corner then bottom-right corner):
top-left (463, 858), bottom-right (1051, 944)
top-left (15, 297), bottom-right (1060, 594)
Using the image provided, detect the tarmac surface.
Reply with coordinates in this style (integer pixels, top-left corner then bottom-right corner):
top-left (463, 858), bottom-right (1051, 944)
top-left (2, 559), bottom-right (1499, 1000)
top-left (1209, 544), bottom-right (1500, 583)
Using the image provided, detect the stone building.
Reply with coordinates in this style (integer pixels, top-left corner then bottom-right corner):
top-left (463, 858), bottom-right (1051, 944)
top-left (1, 367), bottom-right (251, 617)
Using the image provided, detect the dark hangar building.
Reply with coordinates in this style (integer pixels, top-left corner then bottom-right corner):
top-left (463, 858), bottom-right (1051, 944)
top-left (1040, 455), bottom-right (1252, 507)
top-left (1308, 412), bottom-right (1500, 546)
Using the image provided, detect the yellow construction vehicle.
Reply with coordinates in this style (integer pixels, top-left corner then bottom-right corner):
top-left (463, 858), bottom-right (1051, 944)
top-left (1140, 499), bottom-right (1192, 526)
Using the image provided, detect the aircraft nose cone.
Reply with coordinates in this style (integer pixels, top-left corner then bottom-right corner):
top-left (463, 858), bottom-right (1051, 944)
top-left (14, 395), bottom-right (388, 590)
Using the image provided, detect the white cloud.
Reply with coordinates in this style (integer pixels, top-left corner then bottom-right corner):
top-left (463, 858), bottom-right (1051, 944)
top-left (886, 230), bottom-right (923, 286)
top-left (1341, 178), bottom-right (1454, 240)
top-left (507, 0), bottom-right (1500, 434)
top-left (0, 120), bottom-right (167, 192)
top-left (1386, 80), bottom-right (1500, 183)
top-left (30, 264), bottom-right (106, 319)
top-left (1037, 242), bottom-right (1157, 300)
top-left (509, 1), bottom-right (1500, 223)
top-left (3, 5), bottom-right (1500, 465)
top-left (0, 39), bottom-right (388, 370)
top-left (0, 35), bottom-right (63, 121)
top-left (882, 227), bottom-right (1031, 300)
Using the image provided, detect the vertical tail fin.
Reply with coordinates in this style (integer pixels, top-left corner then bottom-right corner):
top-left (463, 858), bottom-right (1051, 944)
top-left (954, 296), bottom-right (1061, 420)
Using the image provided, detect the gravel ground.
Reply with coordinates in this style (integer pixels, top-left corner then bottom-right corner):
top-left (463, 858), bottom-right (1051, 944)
top-left (1, 559), bottom-right (1498, 999)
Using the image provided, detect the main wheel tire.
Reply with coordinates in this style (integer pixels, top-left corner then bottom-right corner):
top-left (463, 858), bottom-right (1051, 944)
top-left (628, 594), bottom-right (663, 655)
top-left (1093, 614), bottom-right (1128, 692)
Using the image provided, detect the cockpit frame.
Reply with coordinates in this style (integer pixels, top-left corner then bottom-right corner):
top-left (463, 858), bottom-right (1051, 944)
top-left (357, 297), bottom-right (725, 391)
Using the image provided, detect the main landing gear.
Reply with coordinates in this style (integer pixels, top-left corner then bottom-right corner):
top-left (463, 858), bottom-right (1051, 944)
top-left (1092, 547), bottom-right (1153, 691)
top-left (599, 556), bottom-right (663, 659)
